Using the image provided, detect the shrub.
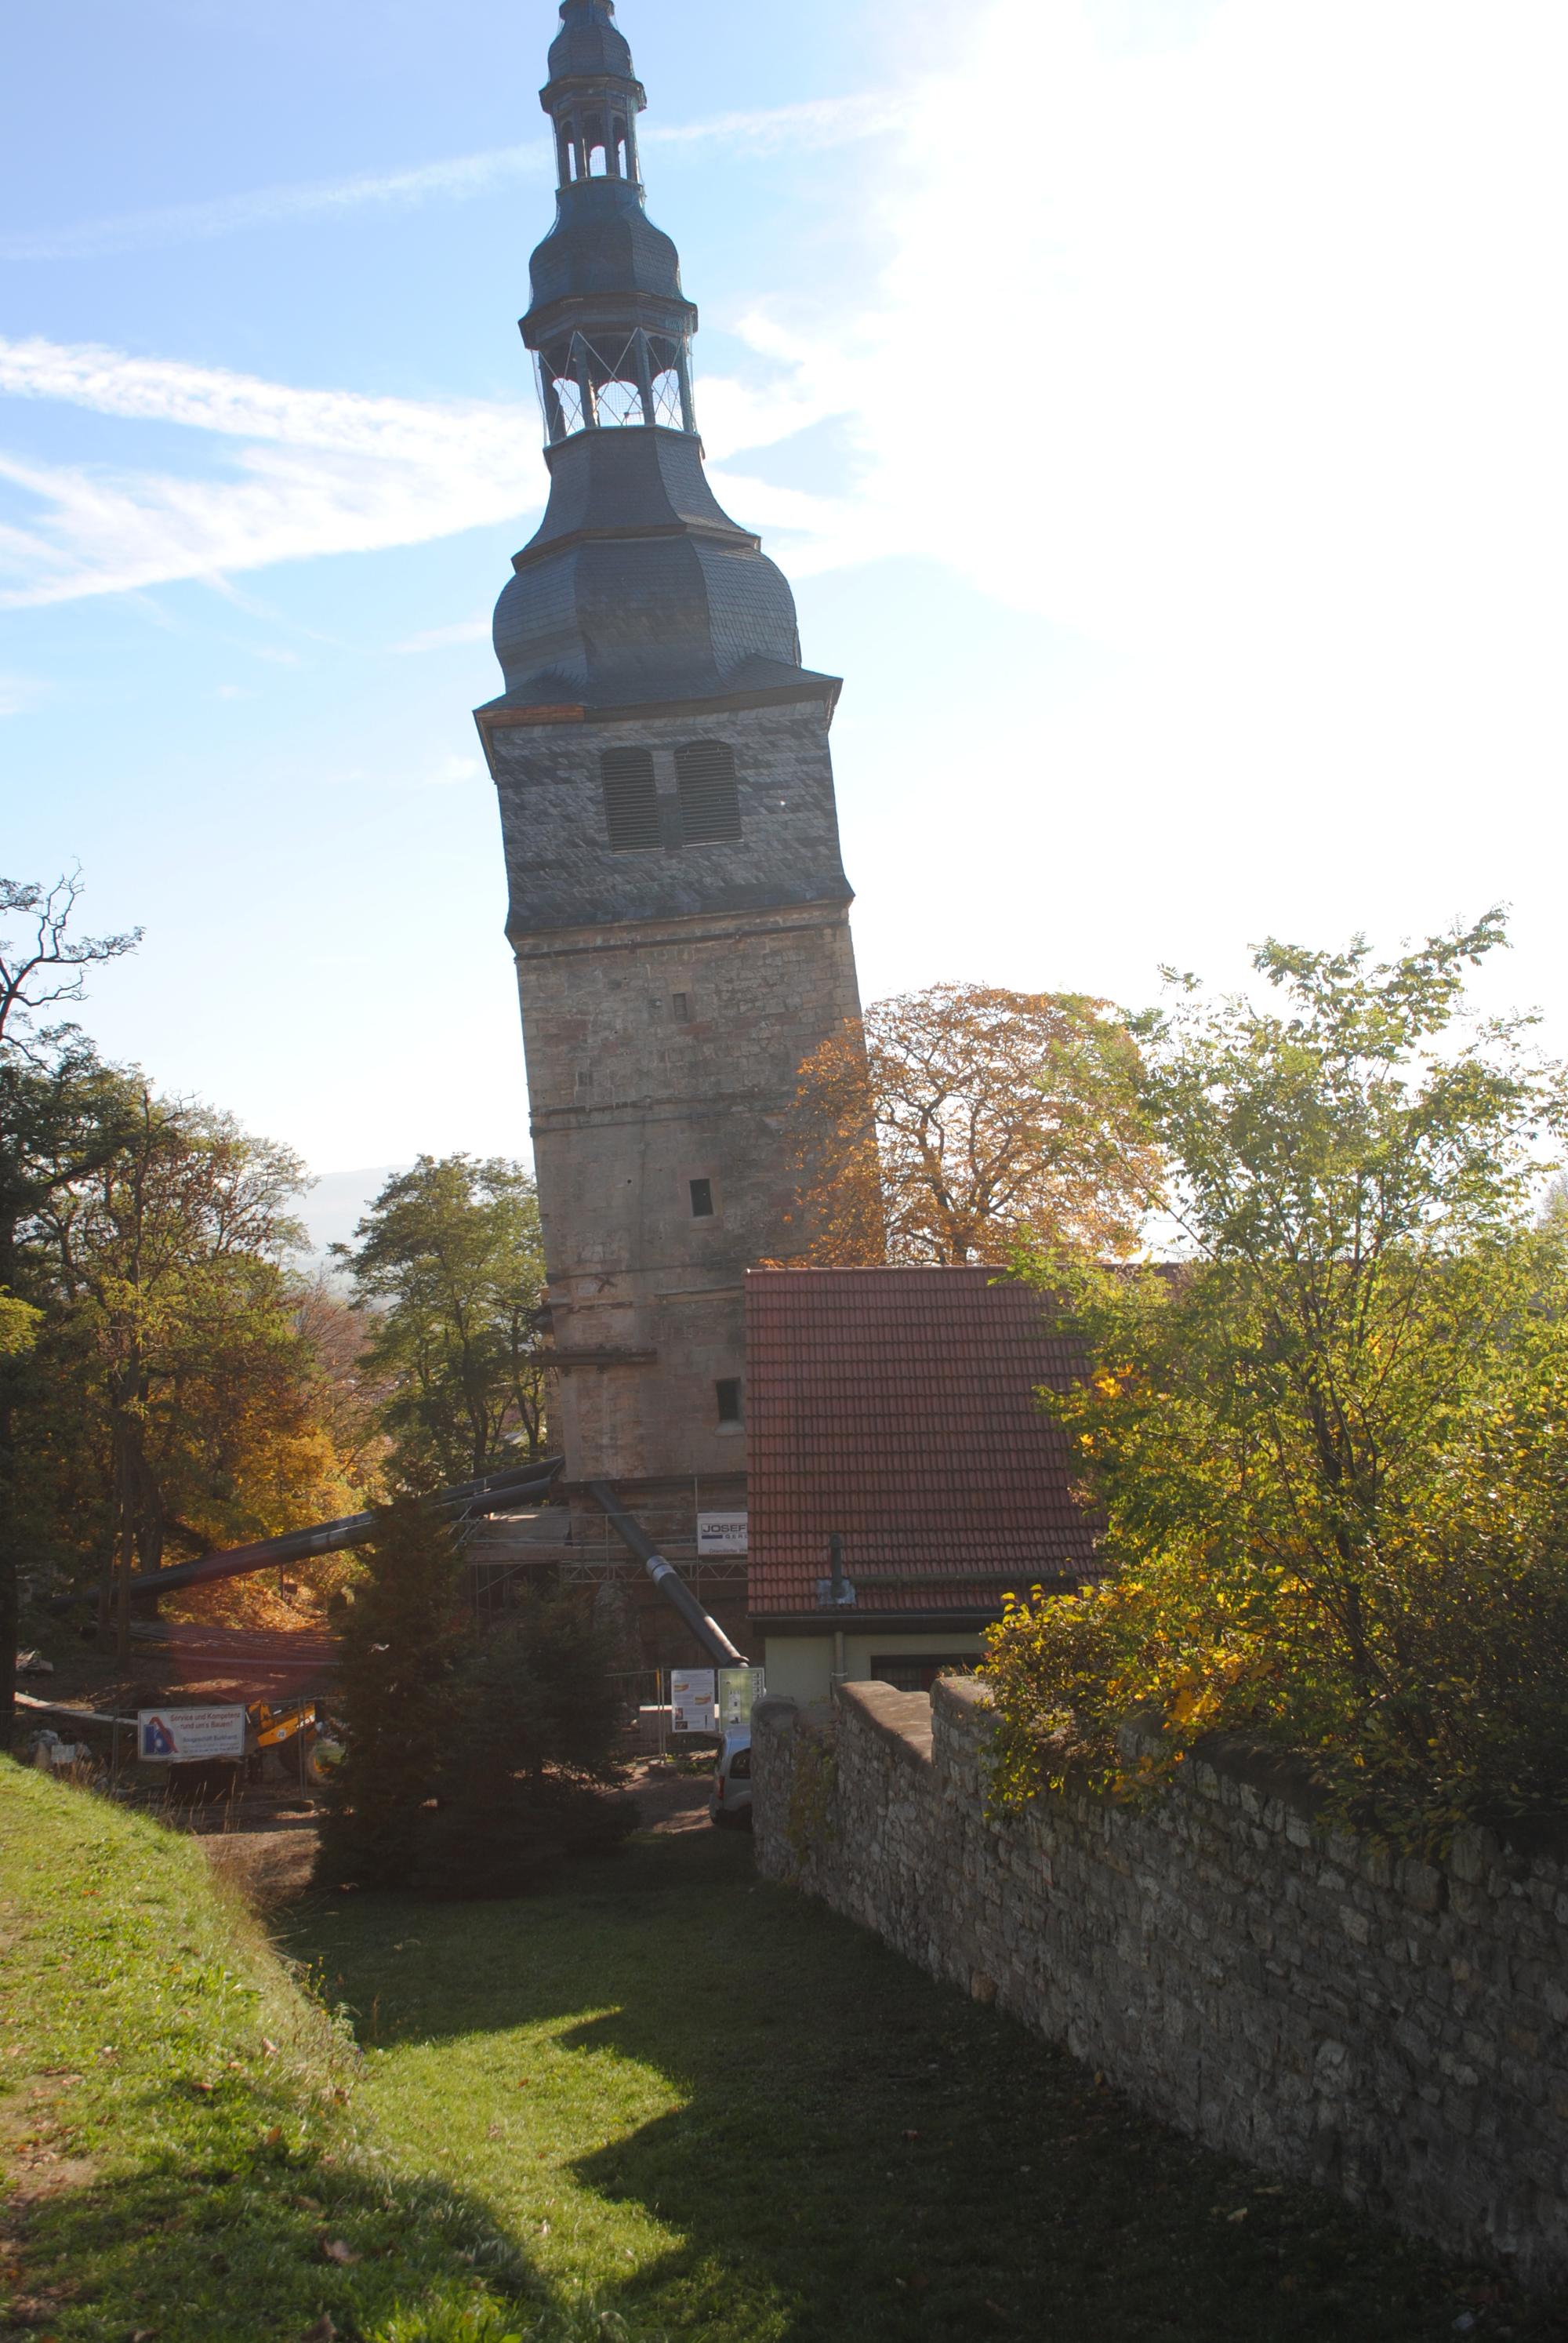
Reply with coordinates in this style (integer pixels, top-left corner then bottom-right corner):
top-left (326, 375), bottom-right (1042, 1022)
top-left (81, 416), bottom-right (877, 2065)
top-left (316, 1497), bottom-right (473, 1888)
top-left (986, 914), bottom-right (1568, 1846)
top-left (410, 1589), bottom-right (635, 1898)
top-left (319, 1513), bottom-right (633, 1896)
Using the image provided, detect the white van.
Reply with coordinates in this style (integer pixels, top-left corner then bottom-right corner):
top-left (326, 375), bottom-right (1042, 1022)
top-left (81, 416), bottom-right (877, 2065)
top-left (708, 1727), bottom-right (753, 1828)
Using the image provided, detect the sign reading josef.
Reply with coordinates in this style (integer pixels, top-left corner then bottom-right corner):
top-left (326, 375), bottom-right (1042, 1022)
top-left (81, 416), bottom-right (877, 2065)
top-left (696, 1511), bottom-right (748, 1557)
top-left (138, 1706), bottom-right (246, 1763)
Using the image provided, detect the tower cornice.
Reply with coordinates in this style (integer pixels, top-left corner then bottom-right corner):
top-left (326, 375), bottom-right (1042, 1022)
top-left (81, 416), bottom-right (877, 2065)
top-left (510, 516), bottom-right (758, 576)
top-left (540, 69), bottom-right (646, 109)
top-left (474, 670), bottom-right (842, 743)
top-left (520, 285), bottom-right (699, 358)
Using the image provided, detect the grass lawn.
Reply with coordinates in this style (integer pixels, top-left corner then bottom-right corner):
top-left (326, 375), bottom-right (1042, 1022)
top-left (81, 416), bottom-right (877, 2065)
top-left (294, 1822), bottom-right (1565, 2343)
top-left (5, 1762), bottom-right (1565, 2343)
top-left (0, 1762), bottom-right (542, 2343)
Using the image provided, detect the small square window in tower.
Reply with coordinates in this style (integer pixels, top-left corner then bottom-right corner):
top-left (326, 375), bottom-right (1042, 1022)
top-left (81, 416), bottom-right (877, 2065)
top-left (715, 1377), bottom-right (743, 1425)
top-left (689, 1177), bottom-right (714, 1218)
top-left (675, 740), bottom-right (742, 845)
top-left (601, 747), bottom-right (662, 851)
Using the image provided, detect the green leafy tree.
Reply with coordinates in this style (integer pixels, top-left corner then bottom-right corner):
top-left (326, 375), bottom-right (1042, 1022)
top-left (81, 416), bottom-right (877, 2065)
top-left (335, 1156), bottom-right (548, 1485)
top-left (316, 1497), bottom-right (473, 1888)
top-left (985, 912), bottom-right (1568, 1843)
top-left (412, 1589), bottom-right (634, 1896)
top-left (319, 1518), bottom-right (631, 1896)
top-left (39, 1086), bottom-right (314, 1658)
top-left (0, 872), bottom-right (140, 1745)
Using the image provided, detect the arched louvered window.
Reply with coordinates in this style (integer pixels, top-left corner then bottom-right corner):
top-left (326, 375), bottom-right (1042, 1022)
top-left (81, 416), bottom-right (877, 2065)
top-left (675, 739), bottom-right (742, 845)
top-left (601, 747), bottom-right (661, 851)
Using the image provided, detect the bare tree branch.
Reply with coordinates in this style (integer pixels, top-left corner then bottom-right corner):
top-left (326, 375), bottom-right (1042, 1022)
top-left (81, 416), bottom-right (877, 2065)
top-left (0, 869), bottom-right (143, 1044)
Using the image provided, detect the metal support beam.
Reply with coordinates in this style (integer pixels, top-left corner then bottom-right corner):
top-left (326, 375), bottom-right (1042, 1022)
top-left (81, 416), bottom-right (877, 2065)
top-left (49, 1458), bottom-right (564, 1610)
top-left (588, 1480), bottom-right (746, 1666)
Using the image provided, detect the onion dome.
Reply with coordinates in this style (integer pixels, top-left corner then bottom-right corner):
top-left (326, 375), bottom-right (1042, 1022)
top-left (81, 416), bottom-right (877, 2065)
top-left (482, 1), bottom-right (838, 718)
top-left (546, 0), bottom-right (637, 91)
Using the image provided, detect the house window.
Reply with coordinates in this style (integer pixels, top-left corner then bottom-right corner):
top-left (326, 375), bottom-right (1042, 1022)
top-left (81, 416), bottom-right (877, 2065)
top-left (689, 1177), bottom-right (714, 1218)
top-left (601, 747), bottom-right (661, 850)
top-left (715, 1377), bottom-right (743, 1424)
top-left (675, 739), bottom-right (742, 844)
top-left (672, 992), bottom-right (690, 1022)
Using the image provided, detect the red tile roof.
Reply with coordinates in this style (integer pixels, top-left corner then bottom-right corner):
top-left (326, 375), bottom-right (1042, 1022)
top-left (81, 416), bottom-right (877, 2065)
top-left (744, 1266), bottom-right (1104, 1620)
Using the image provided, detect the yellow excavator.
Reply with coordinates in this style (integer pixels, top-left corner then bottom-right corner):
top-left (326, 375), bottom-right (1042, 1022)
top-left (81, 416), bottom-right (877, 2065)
top-left (248, 1698), bottom-right (342, 1782)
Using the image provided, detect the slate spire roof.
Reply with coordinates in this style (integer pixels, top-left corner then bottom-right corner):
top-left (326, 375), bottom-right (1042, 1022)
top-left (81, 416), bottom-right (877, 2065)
top-left (480, 1), bottom-right (839, 717)
top-left (546, 0), bottom-right (637, 89)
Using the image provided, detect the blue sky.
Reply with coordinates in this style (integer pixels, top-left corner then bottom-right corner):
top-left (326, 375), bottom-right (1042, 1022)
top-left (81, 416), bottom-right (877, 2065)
top-left (4, 0), bottom-right (1566, 1210)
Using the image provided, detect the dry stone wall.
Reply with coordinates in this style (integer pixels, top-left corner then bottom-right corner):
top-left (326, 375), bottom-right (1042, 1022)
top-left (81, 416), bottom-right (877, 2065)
top-left (752, 1677), bottom-right (1568, 2289)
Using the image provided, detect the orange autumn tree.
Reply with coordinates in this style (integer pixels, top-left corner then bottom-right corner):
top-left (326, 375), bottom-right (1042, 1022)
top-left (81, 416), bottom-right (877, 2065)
top-left (781, 981), bottom-right (1161, 1266)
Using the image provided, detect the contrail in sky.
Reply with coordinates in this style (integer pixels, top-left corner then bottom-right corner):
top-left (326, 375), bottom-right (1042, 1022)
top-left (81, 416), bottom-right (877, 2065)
top-left (0, 93), bottom-right (906, 262)
top-left (0, 146), bottom-right (553, 261)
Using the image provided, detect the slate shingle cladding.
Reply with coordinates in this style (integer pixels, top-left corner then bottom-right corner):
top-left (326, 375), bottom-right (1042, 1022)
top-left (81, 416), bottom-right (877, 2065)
top-left (488, 434), bottom-right (825, 714)
top-left (528, 177), bottom-right (683, 311)
top-left (546, 0), bottom-right (636, 86)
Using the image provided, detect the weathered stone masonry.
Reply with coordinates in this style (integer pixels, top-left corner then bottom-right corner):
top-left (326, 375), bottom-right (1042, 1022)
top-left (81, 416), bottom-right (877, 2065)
top-left (474, 3), bottom-right (867, 1569)
top-left (753, 1676), bottom-right (1568, 2288)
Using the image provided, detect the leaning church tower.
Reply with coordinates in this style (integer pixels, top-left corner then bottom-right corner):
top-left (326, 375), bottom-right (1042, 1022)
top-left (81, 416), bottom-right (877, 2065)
top-left (475, 0), bottom-right (866, 1543)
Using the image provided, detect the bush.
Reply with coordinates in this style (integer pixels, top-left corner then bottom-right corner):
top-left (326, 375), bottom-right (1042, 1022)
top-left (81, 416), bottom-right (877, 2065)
top-left (986, 915), bottom-right (1568, 1847)
top-left (411, 1589), bottom-right (635, 1898)
top-left (316, 1496), bottom-right (474, 1888)
top-left (319, 1511), bottom-right (633, 1896)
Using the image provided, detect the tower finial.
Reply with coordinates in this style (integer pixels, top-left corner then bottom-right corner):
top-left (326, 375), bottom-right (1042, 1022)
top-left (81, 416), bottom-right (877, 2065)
top-left (524, 0), bottom-right (696, 441)
top-left (543, 0), bottom-right (644, 185)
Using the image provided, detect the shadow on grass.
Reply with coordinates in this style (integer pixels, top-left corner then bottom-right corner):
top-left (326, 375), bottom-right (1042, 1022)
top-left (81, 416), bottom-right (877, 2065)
top-left (284, 1829), bottom-right (1566, 2343)
top-left (6, 2101), bottom-right (548, 2343)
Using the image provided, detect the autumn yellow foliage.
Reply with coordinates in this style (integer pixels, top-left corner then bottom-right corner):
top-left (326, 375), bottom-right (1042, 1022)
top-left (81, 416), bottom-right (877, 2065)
top-left (779, 980), bottom-right (1161, 1266)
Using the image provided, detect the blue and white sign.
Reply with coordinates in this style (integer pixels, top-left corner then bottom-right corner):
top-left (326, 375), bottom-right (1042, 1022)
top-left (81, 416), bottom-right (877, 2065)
top-left (138, 1705), bottom-right (246, 1761)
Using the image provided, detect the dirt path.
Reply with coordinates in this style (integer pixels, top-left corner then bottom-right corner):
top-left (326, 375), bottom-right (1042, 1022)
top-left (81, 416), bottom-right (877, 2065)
top-left (201, 1804), bottom-right (324, 1908)
top-left (200, 1760), bottom-right (714, 1912)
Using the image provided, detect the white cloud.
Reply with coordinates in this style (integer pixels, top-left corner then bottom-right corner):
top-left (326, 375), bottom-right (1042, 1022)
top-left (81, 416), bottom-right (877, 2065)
top-left (645, 91), bottom-right (909, 154)
top-left (426, 754), bottom-right (482, 787)
top-left (394, 614), bottom-right (495, 653)
top-left (0, 322), bottom-right (861, 609)
top-left (696, 343), bottom-right (850, 466)
top-left (0, 339), bottom-right (543, 606)
top-left (737, 0), bottom-right (1568, 696)
top-left (10, 0), bottom-right (1567, 781)
top-left (0, 146), bottom-right (552, 261)
top-left (777, 0), bottom-right (1568, 1046)
top-left (706, 468), bottom-right (858, 547)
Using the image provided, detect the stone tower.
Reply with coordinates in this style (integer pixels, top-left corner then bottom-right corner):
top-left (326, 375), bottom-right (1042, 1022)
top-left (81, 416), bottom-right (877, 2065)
top-left (475, 0), bottom-right (865, 1543)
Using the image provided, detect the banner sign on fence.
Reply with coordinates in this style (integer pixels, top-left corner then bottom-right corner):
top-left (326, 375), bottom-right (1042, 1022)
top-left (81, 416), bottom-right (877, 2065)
top-left (669, 1669), bottom-right (716, 1735)
top-left (717, 1668), bottom-right (766, 1727)
top-left (138, 1705), bottom-right (246, 1762)
top-left (696, 1512), bottom-right (748, 1557)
